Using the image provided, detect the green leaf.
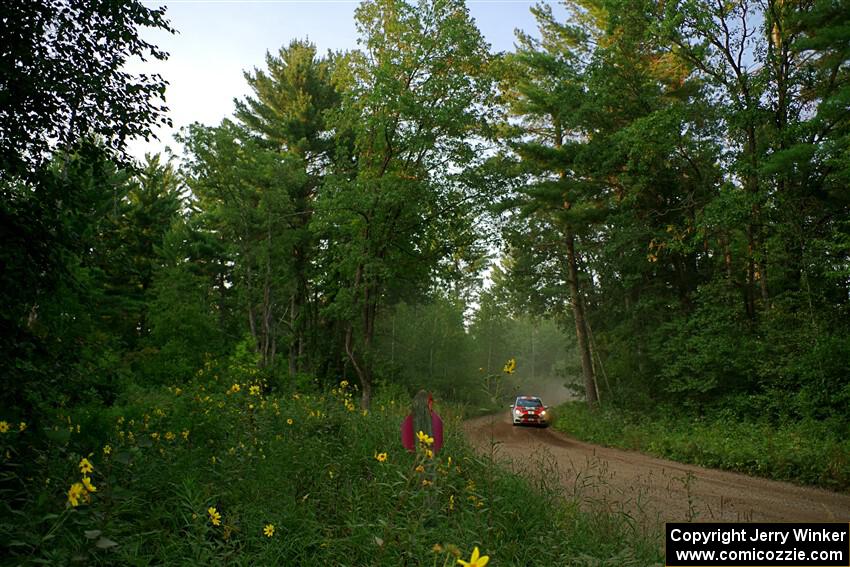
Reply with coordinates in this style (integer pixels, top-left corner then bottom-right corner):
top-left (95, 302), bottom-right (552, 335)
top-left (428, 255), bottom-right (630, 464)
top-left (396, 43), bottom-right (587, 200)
top-left (114, 452), bottom-right (132, 465)
top-left (95, 536), bottom-right (119, 549)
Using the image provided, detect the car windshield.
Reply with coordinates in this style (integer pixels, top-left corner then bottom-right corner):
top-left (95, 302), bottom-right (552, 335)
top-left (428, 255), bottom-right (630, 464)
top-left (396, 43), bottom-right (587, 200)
top-left (516, 398), bottom-right (542, 408)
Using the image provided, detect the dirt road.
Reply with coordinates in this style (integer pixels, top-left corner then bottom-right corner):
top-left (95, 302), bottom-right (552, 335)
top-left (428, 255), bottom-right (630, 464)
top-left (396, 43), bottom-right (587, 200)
top-left (464, 414), bottom-right (850, 531)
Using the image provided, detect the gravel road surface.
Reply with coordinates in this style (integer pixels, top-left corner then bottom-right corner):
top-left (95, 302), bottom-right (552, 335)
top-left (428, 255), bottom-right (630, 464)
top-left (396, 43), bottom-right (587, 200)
top-left (464, 413), bottom-right (850, 532)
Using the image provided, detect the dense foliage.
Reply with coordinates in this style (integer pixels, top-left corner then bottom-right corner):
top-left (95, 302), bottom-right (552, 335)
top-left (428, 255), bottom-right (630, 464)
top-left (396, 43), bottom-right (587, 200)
top-left (494, 0), bottom-right (850, 423)
top-left (1, 0), bottom-right (849, 561)
top-left (6, 0), bottom-right (845, 420)
top-left (0, 0), bottom-right (172, 177)
top-left (0, 370), bottom-right (660, 564)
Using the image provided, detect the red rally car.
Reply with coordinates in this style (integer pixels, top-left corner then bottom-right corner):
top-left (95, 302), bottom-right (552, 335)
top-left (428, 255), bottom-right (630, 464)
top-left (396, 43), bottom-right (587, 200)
top-left (510, 396), bottom-right (549, 427)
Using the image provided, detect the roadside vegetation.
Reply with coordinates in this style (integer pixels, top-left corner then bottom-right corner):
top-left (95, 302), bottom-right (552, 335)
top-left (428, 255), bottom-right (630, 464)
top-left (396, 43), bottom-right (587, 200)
top-left (2, 0), bottom-right (849, 563)
top-left (0, 366), bottom-right (661, 565)
top-left (555, 402), bottom-right (850, 492)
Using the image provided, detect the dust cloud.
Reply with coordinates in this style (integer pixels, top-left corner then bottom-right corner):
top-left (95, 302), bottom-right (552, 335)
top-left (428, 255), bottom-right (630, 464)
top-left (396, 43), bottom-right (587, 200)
top-left (503, 374), bottom-right (580, 406)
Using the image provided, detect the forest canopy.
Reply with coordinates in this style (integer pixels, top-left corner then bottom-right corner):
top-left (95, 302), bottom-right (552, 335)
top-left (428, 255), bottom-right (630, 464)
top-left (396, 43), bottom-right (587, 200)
top-left (2, 0), bottom-right (849, 423)
top-left (1, 1), bottom-right (848, 562)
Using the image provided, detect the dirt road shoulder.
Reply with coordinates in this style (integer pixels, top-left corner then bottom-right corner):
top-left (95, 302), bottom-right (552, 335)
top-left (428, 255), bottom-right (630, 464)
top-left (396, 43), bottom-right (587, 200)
top-left (464, 413), bottom-right (850, 531)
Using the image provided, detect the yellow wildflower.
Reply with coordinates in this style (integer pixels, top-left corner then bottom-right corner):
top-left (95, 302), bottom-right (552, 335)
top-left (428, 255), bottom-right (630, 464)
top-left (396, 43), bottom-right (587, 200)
top-left (81, 476), bottom-right (97, 493)
top-left (103, 444), bottom-right (112, 456)
top-left (340, 380), bottom-right (349, 388)
top-left (287, 418), bottom-right (293, 425)
top-left (0, 421), bottom-right (9, 433)
top-left (457, 547), bottom-right (489, 567)
top-left (208, 506), bottom-right (221, 526)
top-left (19, 422), bottom-right (26, 432)
top-left (67, 483), bottom-right (85, 507)
top-left (182, 430), bottom-right (190, 440)
top-left (174, 387), bottom-right (182, 396)
top-left (449, 494), bottom-right (455, 510)
top-left (425, 448), bottom-right (434, 459)
top-left (374, 452), bottom-right (388, 463)
top-left (422, 479), bottom-right (433, 487)
top-left (150, 432), bottom-right (160, 440)
top-left (416, 431), bottom-right (434, 446)
top-left (503, 358), bottom-right (516, 374)
top-left (415, 464), bottom-right (425, 473)
top-left (249, 385), bottom-right (260, 396)
top-left (165, 431), bottom-right (175, 441)
top-left (432, 543), bottom-right (444, 553)
top-left (229, 383), bottom-right (240, 394)
top-left (263, 524), bottom-right (275, 537)
top-left (79, 458), bottom-right (94, 474)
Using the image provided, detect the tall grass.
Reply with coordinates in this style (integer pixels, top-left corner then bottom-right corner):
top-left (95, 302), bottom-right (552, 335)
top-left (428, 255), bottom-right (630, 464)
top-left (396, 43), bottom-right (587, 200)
top-left (554, 401), bottom-right (850, 492)
top-left (0, 364), bottom-right (662, 565)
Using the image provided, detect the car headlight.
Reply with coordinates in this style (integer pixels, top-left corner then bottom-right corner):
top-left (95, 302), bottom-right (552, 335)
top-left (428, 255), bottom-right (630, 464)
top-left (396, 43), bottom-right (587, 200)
top-left (540, 410), bottom-right (546, 416)
top-left (514, 409), bottom-right (522, 416)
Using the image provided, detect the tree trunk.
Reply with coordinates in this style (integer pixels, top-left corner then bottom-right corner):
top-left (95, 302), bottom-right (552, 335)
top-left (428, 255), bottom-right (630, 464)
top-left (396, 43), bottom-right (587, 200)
top-left (722, 233), bottom-right (733, 281)
top-left (246, 264), bottom-right (260, 352)
top-left (554, 112), bottom-right (598, 409)
top-left (565, 232), bottom-right (598, 409)
top-left (260, 279), bottom-right (275, 368)
top-left (360, 282), bottom-right (378, 409)
top-left (344, 262), bottom-right (376, 410)
top-left (745, 126), bottom-right (769, 310)
top-left (288, 292), bottom-right (298, 377)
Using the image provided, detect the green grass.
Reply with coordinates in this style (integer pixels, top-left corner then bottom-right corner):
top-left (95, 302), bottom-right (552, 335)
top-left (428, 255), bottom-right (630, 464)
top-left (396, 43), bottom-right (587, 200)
top-left (554, 402), bottom-right (850, 492)
top-left (0, 365), bottom-right (662, 566)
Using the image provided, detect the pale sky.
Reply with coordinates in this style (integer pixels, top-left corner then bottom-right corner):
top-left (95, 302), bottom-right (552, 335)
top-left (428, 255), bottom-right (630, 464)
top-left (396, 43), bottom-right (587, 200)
top-left (130, 0), bottom-right (556, 159)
